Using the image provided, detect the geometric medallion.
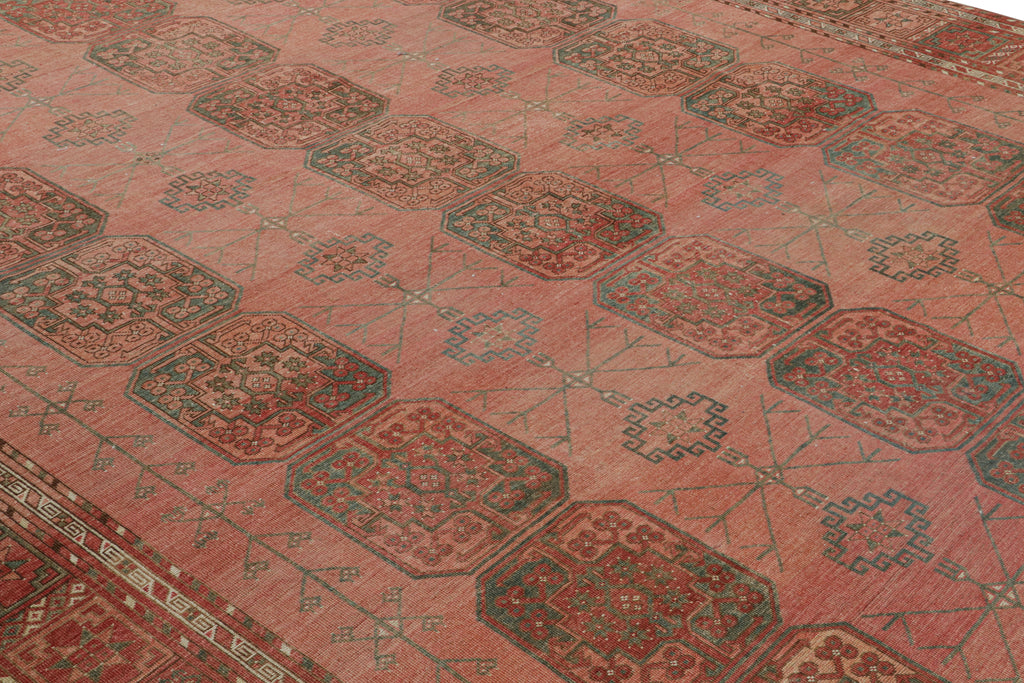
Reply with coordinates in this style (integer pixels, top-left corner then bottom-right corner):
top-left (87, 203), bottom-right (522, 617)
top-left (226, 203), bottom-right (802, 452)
top-left (684, 63), bottom-right (875, 146)
top-left (0, 168), bottom-right (107, 273)
top-left (623, 392), bottom-right (728, 463)
top-left (188, 64), bottom-right (388, 148)
top-left (87, 17), bottom-right (279, 93)
top-left (824, 110), bottom-right (1024, 206)
top-left (443, 308), bottom-right (541, 364)
top-left (440, 0), bottom-right (615, 48)
top-left (701, 168), bottom-right (784, 211)
top-left (821, 489), bottom-right (934, 574)
top-left (988, 174), bottom-right (1024, 235)
top-left (286, 399), bottom-right (568, 577)
top-left (768, 308), bottom-right (1023, 452)
top-left (867, 231), bottom-right (959, 282)
top-left (0, 236), bottom-right (238, 365)
top-left (442, 172), bottom-right (663, 279)
top-left (0, 0), bottom-right (175, 42)
top-left (740, 623), bottom-right (948, 682)
top-left (44, 110), bottom-right (135, 148)
top-left (556, 20), bottom-right (737, 96)
top-left (160, 170), bottom-right (254, 213)
top-left (478, 501), bottom-right (780, 682)
top-left (968, 400), bottom-right (1024, 506)
top-left (0, 59), bottom-right (36, 91)
top-left (129, 312), bottom-right (389, 464)
top-left (594, 236), bottom-right (833, 357)
top-left (307, 116), bottom-right (518, 210)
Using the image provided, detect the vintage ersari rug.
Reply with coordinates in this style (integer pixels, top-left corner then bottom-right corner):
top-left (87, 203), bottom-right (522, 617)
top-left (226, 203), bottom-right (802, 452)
top-left (2, 0), bottom-right (1024, 680)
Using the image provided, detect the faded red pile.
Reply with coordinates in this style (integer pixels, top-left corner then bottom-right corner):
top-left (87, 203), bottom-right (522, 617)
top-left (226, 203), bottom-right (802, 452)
top-left (0, 0), bottom-right (1023, 680)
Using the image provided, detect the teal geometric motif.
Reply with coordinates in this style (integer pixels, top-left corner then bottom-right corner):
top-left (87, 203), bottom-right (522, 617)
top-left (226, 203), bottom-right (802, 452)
top-left (443, 309), bottom-right (541, 364)
top-left (295, 233), bottom-right (391, 284)
top-left (161, 171), bottom-right (254, 213)
top-left (821, 489), bottom-right (934, 574)
top-left (701, 169), bottom-right (783, 211)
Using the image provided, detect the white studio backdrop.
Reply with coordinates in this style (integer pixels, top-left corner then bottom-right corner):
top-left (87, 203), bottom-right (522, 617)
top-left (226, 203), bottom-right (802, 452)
top-left (959, 0), bottom-right (1024, 19)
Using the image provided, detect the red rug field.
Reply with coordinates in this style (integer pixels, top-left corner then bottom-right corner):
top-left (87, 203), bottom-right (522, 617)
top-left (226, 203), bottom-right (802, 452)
top-left (1, 0), bottom-right (1023, 680)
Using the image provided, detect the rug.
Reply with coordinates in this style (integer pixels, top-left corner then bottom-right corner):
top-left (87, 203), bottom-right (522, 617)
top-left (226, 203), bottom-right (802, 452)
top-left (0, 0), bottom-right (1022, 680)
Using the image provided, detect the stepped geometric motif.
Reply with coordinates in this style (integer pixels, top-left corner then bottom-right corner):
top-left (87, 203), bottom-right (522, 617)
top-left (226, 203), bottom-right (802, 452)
top-left (683, 63), bottom-right (875, 146)
top-left (769, 308), bottom-right (1022, 452)
top-left (0, 168), bottom-right (107, 273)
top-left (824, 110), bottom-right (1024, 206)
top-left (0, 0), bottom-right (175, 42)
top-left (440, 0), bottom-right (615, 48)
top-left (307, 116), bottom-right (518, 210)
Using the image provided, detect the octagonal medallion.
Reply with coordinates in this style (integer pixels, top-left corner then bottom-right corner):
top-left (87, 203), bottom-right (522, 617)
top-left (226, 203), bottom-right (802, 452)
top-left (479, 501), bottom-right (779, 682)
top-left (286, 399), bottom-right (568, 577)
top-left (594, 236), bottom-right (832, 357)
top-left (129, 312), bottom-right (389, 463)
top-left (443, 172), bottom-right (663, 279)
top-left (188, 64), bottom-right (387, 148)
top-left (0, 168), bottom-right (107, 274)
top-left (0, 236), bottom-right (237, 365)
top-left (440, 0), bottom-right (615, 48)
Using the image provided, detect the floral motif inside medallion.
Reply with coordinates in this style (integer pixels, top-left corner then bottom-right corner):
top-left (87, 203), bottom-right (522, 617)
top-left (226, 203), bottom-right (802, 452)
top-left (86, 17), bottom-right (279, 93)
top-left (768, 308), bottom-right (1022, 452)
top-left (824, 110), bottom-right (1024, 206)
top-left (286, 399), bottom-right (567, 577)
top-left (0, 0), bottom-right (175, 42)
top-left (440, 0), bottom-right (615, 49)
top-left (130, 312), bottom-right (389, 464)
top-left (683, 63), bottom-right (875, 146)
top-left (188, 64), bottom-right (388, 148)
top-left (307, 116), bottom-right (518, 210)
top-left (556, 20), bottom-right (737, 96)
top-left (623, 392), bottom-right (728, 463)
top-left (0, 236), bottom-right (238, 365)
top-left (741, 623), bottom-right (948, 682)
top-left (442, 172), bottom-right (663, 279)
top-left (594, 236), bottom-right (832, 357)
top-left (479, 501), bottom-right (779, 683)
top-left (0, 168), bottom-right (107, 273)
top-left (821, 489), bottom-right (933, 573)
